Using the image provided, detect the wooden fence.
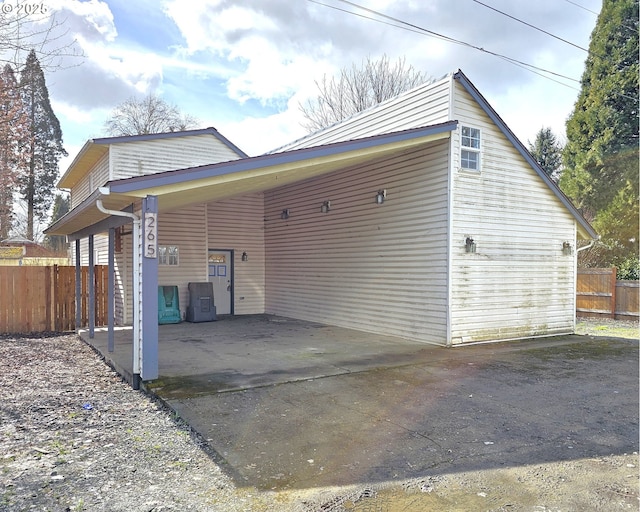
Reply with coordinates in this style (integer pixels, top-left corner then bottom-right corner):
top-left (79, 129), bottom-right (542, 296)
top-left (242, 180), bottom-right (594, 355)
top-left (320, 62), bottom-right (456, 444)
top-left (0, 265), bottom-right (108, 333)
top-left (1, 265), bottom-right (636, 333)
top-left (577, 268), bottom-right (639, 320)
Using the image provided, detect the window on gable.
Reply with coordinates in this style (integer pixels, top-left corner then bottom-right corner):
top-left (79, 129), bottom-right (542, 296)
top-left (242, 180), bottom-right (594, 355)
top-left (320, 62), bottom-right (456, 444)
top-left (461, 126), bottom-right (481, 171)
top-left (158, 245), bottom-right (179, 266)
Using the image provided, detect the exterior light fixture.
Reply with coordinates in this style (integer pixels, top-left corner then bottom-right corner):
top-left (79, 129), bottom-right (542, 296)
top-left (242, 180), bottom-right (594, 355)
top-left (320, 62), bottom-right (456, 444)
top-left (375, 189), bottom-right (386, 204)
top-left (465, 237), bottom-right (476, 253)
top-left (281, 209), bottom-right (290, 219)
top-left (320, 200), bottom-right (331, 213)
top-left (562, 241), bottom-right (573, 255)
top-left (241, 251), bottom-right (248, 262)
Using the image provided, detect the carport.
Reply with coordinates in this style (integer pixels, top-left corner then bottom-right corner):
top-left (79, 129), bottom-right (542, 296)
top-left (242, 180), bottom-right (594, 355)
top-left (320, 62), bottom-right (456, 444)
top-left (45, 122), bottom-right (457, 388)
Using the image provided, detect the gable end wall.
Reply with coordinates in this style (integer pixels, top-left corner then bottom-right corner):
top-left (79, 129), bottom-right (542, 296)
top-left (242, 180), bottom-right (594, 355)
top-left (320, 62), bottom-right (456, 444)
top-left (71, 152), bottom-right (109, 208)
top-left (449, 82), bottom-right (577, 343)
top-left (110, 134), bottom-right (241, 181)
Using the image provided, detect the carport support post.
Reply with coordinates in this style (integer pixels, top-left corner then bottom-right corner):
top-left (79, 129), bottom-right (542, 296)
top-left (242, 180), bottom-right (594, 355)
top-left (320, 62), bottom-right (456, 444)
top-left (140, 195), bottom-right (159, 382)
top-left (75, 240), bottom-right (81, 331)
top-left (88, 235), bottom-right (95, 339)
top-left (108, 228), bottom-right (115, 352)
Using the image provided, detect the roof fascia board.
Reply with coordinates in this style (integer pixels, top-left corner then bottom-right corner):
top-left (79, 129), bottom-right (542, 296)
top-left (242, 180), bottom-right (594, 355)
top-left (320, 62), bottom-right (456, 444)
top-left (66, 207), bottom-right (134, 241)
top-left (109, 121), bottom-right (457, 195)
top-left (91, 127), bottom-right (248, 157)
top-left (453, 70), bottom-right (597, 239)
top-left (44, 188), bottom-right (133, 235)
top-left (58, 127), bottom-right (247, 190)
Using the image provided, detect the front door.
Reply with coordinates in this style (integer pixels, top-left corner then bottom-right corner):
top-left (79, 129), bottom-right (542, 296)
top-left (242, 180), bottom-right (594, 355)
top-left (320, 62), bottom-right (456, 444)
top-left (208, 250), bottom-right (232, 315)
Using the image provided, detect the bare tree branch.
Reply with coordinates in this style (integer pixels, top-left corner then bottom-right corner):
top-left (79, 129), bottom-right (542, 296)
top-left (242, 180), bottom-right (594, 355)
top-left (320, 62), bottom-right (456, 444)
top-left (300, 54), bottom-right (430, 132)
top-left (0, 8), bottom-right (84, 72)
top-left (103, 95), bottom-right (200, 136)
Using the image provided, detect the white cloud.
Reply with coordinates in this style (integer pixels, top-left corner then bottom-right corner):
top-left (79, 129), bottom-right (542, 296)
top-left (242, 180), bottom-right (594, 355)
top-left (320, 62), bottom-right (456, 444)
top-left (51, 99), bottom-right (96, 124)
top-left (164, 0), bottom-right (339, 105)
top-left (218, 109), bottom-right (307, 157)
top-left (46, 0), bottom-right (118, 42)
top-left (36, 0), bottom-right (600, 169)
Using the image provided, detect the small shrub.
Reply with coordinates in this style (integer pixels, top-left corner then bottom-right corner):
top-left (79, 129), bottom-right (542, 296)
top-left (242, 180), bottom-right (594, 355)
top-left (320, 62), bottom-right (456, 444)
top-left (616, 256), bottom-right (640, 281)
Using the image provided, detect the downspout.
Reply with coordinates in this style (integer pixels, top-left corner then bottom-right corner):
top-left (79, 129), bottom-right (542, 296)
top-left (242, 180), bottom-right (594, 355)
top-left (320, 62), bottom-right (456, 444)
top-left (574, 238), bottom-right (598, 333)
top-left (96, 190), bottom-right (143, 389)
top-left (576, 238), bottom-right (598, 253)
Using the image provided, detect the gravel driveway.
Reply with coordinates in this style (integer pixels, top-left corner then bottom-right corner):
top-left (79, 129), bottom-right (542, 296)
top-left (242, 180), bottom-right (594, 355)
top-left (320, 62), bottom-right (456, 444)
top-left (1, 319), bottom-right (638, 511)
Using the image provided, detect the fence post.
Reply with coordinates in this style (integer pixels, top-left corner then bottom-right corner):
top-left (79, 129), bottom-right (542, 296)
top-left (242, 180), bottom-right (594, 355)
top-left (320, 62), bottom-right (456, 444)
top-left (610, 267), bottom-right (617, 319)
top-left (44, 266), bottom-right (51, 331)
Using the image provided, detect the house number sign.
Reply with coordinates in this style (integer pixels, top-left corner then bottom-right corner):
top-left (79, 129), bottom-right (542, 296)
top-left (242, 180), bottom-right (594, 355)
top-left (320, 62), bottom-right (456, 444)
top-left (144, 213), bottom-right (157, 258)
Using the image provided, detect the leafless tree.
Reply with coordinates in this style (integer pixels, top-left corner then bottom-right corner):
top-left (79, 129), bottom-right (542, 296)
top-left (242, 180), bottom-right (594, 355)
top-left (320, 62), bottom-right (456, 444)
top-left (103, 94), bottom-right (200, 136)
top-left (300, 54), bottom-right (430, 132)
top-left (0, 7), bottom-right (83, 72)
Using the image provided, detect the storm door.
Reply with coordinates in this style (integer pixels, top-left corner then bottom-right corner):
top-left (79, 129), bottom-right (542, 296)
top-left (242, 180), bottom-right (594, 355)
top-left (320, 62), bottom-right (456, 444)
top-left (208, 250), bottom-right (232, 315)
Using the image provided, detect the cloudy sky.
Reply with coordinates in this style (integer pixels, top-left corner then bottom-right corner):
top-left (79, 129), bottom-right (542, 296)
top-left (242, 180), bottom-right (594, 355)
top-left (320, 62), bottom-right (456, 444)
top-left (8, 0), bottom-right (601, 171)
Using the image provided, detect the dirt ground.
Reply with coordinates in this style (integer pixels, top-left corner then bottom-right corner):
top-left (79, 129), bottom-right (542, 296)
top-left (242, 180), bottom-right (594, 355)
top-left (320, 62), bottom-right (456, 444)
top-left (1, 318), bottom-right (638, 511)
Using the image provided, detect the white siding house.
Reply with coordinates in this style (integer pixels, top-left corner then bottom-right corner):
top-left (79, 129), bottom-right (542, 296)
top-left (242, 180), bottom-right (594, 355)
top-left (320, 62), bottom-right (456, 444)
top-left (57, 128), bottom-right (248, 324)
top-left (47, 70), bottom-right (596, 354)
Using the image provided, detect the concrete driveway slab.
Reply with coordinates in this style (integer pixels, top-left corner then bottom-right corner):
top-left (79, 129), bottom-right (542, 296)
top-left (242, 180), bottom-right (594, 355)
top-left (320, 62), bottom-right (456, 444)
top-left (174, 340), bottom-right (637, 490)
top-left (81, 316), bottom-right (639, 493)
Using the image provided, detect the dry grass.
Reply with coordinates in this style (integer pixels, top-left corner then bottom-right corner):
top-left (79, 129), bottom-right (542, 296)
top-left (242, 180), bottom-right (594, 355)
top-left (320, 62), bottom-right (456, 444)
top-left (576, 317), bottom-right (639, 340)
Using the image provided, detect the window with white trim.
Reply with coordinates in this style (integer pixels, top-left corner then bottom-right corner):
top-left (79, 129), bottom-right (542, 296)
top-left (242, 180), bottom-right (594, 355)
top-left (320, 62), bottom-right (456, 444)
top-left (158, 245), bottom-right (179, 265)
top-left (461, 126), bottom-right (481, 171)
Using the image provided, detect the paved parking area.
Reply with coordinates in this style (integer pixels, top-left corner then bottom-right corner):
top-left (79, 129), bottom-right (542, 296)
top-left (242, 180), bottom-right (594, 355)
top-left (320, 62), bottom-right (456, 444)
top-left (82, 315), bottom-right (436, 391)
top-left (81, 315), bottom-right (639, 491)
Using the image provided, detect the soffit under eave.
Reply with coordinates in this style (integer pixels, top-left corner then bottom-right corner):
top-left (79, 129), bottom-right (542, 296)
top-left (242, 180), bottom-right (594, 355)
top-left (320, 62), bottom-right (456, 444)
top-left (57, 143), bottom-right (109, 189)
top-left (577, 222), bottom-right (597, 241)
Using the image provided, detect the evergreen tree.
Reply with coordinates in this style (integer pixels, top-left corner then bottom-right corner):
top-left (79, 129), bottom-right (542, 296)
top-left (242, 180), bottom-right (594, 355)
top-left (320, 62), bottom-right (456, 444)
top-left (528, 127), bottom-right (563, 182)
top-left (18, 49), bottom-right (67, 240)
top-left (0, 63), bottom-right (29, 240)
top-left (561, 0), bottom-right (639, 268)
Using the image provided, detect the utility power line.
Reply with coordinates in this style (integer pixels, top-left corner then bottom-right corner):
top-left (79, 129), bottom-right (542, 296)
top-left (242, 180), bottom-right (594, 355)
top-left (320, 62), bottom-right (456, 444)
top-left (562, 0), bottom-right (599, 16)
top-left (471, 0), bottom-right (590, 53)
top-left (310, 0), bottom-right (581, 90)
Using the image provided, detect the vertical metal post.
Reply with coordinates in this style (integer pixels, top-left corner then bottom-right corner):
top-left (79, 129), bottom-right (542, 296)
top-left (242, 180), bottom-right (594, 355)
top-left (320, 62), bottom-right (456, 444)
top-left (140, 195), bottom-right (159, 381)
top-left (75, 240), bottom-right (81, 331)
top-left (108, 228), bottom-right (115, 352)
top-left (132, 217), bottom-right (141, 389)
top-left (88, 235), bottom-right (95, 339)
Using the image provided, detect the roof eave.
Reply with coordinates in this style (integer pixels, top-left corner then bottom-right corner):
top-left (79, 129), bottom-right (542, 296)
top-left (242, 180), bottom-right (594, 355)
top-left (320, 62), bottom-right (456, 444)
top-left (109, 121), bottom-right (458, 195)
top-left (57, 127), bottom-right (248, 191)
top-left (57, 140), bottom-right (107, 189)
top-left (48, 121), bottom-right (457, 236)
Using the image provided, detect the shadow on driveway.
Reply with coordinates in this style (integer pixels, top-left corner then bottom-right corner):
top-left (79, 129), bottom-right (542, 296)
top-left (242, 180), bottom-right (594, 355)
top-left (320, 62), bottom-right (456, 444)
top-left (81, 315), bottom-right (639, 491)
